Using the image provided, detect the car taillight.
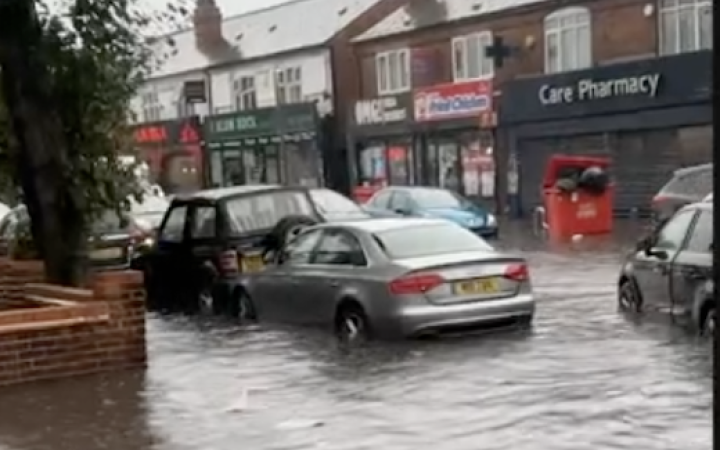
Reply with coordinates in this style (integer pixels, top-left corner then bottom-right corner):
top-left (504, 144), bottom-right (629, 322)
top-left (220, 250), bottom-right (239, 274)
top-left (389, 273), bottom-right (444, 295)
top-left (651, 195), bottom-right (668, 206)
top-left (504, 263), bottom-right (529, 281)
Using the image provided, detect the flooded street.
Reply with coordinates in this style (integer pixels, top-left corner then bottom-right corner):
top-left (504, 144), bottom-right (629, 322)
top-left (0, 221), bottom-right (711, 450)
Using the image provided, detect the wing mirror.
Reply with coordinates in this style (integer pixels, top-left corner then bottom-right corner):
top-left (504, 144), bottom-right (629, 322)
top-left (645, 247), bottom-right (669, 260)
top-left (635, 235), bottom-right (654, 252)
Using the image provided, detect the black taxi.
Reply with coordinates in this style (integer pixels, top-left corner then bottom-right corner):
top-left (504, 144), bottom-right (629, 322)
top-left (137, 185), bottom-right (372, 316)
top-left (617, 201), bottom-right (713, 336)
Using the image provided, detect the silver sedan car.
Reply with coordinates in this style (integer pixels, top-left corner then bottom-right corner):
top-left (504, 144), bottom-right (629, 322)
top-left (239, 218), bottom-right (534, 341)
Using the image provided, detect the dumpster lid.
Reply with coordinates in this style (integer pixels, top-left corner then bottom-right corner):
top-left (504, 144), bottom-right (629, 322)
top-left (542, 154), bottom-right (610, 188)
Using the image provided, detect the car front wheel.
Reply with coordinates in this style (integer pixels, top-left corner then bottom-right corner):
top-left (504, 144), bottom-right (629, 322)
top-left (335, 304), bottom-right (371, 344)
top-left (618, 279), bottom-right (642, 313)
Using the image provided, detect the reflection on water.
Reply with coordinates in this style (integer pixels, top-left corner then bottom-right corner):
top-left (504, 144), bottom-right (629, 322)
top-left (0, 220), bottom-right (711, 450)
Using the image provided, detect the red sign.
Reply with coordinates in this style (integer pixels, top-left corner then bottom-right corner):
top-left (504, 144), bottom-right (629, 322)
top-left (414, 80), bottom-right (493, 122)
top-left (134, 125), bottom-right (167, 144)
top-left (179, 122), bottom-right (200, 143)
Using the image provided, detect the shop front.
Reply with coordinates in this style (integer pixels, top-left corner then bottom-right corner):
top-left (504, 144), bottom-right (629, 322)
top-left (350, 93), bottom-right (417, 188)
top-left (500, 50), bottom-right (712, 217)
top-left (204, 103), bottom-right (323, 188)
top-left (413, 80), bottom-right (496, 206)
top-left (131, 116), bottom-right (204, 194)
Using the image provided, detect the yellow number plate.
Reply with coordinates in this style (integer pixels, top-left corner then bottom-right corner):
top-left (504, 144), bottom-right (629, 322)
top-left (454, 277), bottom-right (500, 295)
top-left (240, 254), bottom-right (265, 273)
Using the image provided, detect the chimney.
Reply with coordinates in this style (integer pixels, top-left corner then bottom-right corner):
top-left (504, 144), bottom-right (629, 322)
top-left (193, 0), bottom-right (225, 53)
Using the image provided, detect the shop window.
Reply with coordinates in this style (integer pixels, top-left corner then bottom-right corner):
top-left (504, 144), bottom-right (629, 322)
top-left (659, 0), bottom-right (712, 55)
top-left (232, 75), bottom-right (257, 111)
top-left (376, 49), bottom-right (411, 94)
top-left (452, 31), bottom-right (494, 81)
top-left (283, 141), bottom-right (322, 187)
top-left (544, 7), bottom-right (592, 74)
top-left (358, 142), bottom-right (413, 186)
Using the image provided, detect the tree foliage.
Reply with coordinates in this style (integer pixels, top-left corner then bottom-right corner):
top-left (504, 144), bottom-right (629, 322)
top-left (0, 0), bottom-right (186, 285)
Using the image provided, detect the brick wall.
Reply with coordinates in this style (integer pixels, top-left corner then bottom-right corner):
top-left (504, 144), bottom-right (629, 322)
top-left (0, 260), bottom-right (147, 387)
top-left (0, 259), bottom-right (44, 310)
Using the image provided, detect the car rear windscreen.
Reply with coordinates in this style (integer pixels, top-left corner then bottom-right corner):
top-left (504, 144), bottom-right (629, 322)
top-left (660, 167), bottom-right (712, 199)
top-left (375, 223), bottom-right (493, 259)
top-left (225, 191), bottom-right (314, 234)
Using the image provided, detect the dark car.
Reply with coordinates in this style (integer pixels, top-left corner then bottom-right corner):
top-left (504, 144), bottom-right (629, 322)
top-left (139, 185), bottom-right (373, 315)
top-left (0, 198), bottom-right (168, 269)
top-left (617, 201), bottom-right (713, 336)
top-left (651, 163), bottom-right (712, 224)
top-left (364, 186), bottom-right (498, 237)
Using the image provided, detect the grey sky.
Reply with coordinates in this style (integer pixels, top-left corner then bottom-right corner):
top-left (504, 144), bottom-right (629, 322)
top-left (156, 0), bottom-right (289, 17)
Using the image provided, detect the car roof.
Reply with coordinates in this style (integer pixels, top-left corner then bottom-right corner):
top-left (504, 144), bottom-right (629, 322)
top-left (673, 163), bottom-right (712, 177)
top-left (174, 184), bottom-right (302, 201)
top-left (317, 217), bottom-right (451, 233)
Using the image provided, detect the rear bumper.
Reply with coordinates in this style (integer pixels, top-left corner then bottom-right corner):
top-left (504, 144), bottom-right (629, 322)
top-left (391, 294), bottom-right (535, 337)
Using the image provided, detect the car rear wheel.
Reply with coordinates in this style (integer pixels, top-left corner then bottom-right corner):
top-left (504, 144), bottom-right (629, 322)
top-left (270, 215), bottom-right (318, 248)
top-left (335, 304), bottom-right (371, 344)
top-left (618, 279), bottom-right (642, 313)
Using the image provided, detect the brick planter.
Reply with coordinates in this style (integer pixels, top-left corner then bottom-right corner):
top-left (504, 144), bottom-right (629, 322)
top-left (0, 258), bottom-right (147, 387)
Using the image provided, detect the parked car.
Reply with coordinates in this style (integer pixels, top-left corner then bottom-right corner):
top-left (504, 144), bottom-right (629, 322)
top-left (240, 218), bottom-right (534, 341)
top-left (617, 201), bottom-right (713, 336)
top-left (138, 185), bottom-right (374, 314)
top-left (364, 186), bottom-right (498, 237)
top-left (651, 163), bottom-right (712, 224)
top-left (0, 196), bottom-right (168, 269)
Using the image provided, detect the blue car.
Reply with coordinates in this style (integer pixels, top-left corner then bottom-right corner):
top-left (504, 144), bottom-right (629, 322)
top-left (363, 186), bottom-right (498, 237)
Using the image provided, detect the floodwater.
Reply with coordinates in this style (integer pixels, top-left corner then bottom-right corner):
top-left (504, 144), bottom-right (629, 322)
top-left (0, 220), bottom-right (711, 450)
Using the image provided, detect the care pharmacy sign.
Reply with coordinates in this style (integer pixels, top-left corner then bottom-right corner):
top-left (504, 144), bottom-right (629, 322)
top-left (538, 74), bottom-right (661, 105)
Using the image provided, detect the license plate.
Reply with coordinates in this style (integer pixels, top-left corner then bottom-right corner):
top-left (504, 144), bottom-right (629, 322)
top-left (240, 253), bottom-right (265, 272)
top-left (454, 277), bottom-right (500, 295)
top-left (90, 247), bottom-right (123, 260)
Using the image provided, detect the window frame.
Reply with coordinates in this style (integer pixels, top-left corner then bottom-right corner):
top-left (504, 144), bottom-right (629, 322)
top-left (543, 6), bottom-right (592, 74)
top-left (451, 31), bottom-right (495, 82)
top-left (655, 209), bottom-right (697, 250)
top-left (310, 229), bottom-right (368, 267)
top-left (232, 75), bottom-right (258, 111)
top-left (375, 49), bottom-right (411, 95)
top-left (275, 66), bottom-right (303, 104)
top-left (158, 204), bottom-right (189, 243)
top-left (279, 228), bottom-right (323, 266)
top-left (683, 208), bottom-right (712, 253)
top-left (141, 91), bottom-right (162, 122)
top-left (658, 0), bottom-right (712, 55)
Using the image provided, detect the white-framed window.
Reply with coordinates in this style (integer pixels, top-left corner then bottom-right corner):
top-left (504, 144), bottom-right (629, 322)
top-left (659, 0), bottom-right (712, 55)
top-left (375, 49), bottom-right (410, 95)
top-left (452, 31), bottom-right (494, 81)
top-left (141, 91), bottom-right (162, 122)
top-left (232, 75), bottom-right (257, 111)
top-left (275, 67), bottom-right (302, 104)
top-left (544, 7), bottom-right (592, 74)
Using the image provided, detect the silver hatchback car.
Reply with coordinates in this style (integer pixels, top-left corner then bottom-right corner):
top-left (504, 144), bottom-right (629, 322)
top-left (240, 218), bottom-right (535, 340)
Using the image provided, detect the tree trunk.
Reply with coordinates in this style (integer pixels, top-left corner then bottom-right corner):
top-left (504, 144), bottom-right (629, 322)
top-left (0, 0), bottom-right (87, 286)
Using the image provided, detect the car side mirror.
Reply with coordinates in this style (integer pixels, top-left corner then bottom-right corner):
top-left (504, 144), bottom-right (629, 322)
top-left (645, 247), bottom-right (669, 260)
top-left (635, 235), bottom-right (655, 252)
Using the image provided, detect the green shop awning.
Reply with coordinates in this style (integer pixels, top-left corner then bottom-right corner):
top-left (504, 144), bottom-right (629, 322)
top-left (204, 103), bottom-right (319, 148)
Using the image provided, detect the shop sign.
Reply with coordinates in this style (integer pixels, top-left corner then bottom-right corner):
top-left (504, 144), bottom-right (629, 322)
top-left (538, 74), bottom-right (661, 105)
top-left (204, 104), bottom-right (317, 141)
top-left (354, 95), bottom-right (409, 125)
top-left (414, 80), bottom-right (493, 122)
top-left (132, 118), bottom-right (202, 146)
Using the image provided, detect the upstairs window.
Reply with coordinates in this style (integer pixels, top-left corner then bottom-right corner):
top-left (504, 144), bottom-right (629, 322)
top-left (659, 0), bottom-right (712, 55)
top-left (232, 75), bottom-right (257, 111)
top-left (141, 91), bottom-right (162, 122)
top-left (452, 31), bottom-right (494, 81)
top-left (276, 67), bottom-right (303, 104)
top-left (376, 49), bottom-right (410, 95)
top-left (544, 7), bottom-right (592, 73)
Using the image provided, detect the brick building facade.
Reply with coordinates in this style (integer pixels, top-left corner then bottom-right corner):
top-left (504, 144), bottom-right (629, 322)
top-left (347, 0), bottom-right (711, 215)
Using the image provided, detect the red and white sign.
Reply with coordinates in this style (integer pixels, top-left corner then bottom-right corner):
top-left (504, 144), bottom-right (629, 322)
top-left (414, 80), bottom-right (493, 122)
